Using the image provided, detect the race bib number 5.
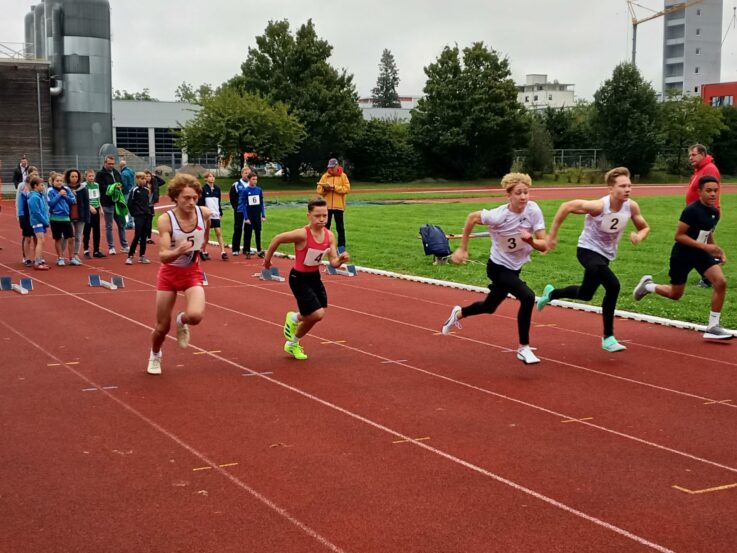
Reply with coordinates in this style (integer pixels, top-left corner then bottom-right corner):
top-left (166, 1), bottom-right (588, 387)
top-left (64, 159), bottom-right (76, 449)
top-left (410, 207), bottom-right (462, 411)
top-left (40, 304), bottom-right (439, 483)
top-left (182, 234), bottom-right (204, 252)
top-left (304, 247), bottom-right (328, 266)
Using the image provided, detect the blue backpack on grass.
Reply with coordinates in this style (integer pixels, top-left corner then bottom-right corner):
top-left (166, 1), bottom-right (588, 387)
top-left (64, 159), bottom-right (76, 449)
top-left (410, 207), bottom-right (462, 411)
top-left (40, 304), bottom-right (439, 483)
top-left (419, 224), bottom-right (452, 262)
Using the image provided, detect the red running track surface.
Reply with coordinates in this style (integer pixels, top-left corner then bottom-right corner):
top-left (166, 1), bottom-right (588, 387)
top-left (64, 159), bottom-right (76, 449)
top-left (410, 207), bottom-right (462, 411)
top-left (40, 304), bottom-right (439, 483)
top-left (0, 199), bottom-right (736, 553)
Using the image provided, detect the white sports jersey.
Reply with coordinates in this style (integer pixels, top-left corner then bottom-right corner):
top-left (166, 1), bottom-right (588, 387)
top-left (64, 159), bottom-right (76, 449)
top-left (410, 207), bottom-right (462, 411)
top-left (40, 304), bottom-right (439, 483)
top-left (577, 195), bottom-right (631, 261)
top-left (481, 201), bottom-right (545, 271)
top-left (167, 206), bottom-right (206, 267)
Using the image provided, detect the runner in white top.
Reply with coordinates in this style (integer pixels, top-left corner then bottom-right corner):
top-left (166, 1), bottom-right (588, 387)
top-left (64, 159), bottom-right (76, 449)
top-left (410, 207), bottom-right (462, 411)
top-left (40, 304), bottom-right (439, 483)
top-left (441, 173), bottom-right (548, 365)
top-left (537, 167), bottom-right (650, 352)
top-left (148, 174), bottom-right (211, 375)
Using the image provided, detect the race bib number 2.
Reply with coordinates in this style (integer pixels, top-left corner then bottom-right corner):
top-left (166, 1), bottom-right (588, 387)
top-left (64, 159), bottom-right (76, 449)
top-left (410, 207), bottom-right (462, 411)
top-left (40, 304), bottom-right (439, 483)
top-left (600, 213), bottom-right (623, 234)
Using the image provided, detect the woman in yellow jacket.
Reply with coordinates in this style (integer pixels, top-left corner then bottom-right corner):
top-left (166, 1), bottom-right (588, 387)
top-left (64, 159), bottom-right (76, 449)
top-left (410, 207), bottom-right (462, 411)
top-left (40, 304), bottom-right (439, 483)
top-left (316, 158), bottom-right (350, 252)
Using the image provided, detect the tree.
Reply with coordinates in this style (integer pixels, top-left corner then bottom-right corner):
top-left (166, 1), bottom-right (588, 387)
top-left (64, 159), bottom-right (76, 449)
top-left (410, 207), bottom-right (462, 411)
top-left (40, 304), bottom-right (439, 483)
top-left (174, 81), bottom-right (214, 105)
top-left (410, 43), bottom-right (527, 179)
top-left (523, 119), bottom-right (553, 178)
top-left (113, 88), bottom-right (158, 101)
top-left (228, 19), bottom-right (363, 178)
top-left (711, 106), bottom-right (737, 175)
top-left (658, 91), bottom-right (725, 174)
top-left (540, 102), bottom-right (596, 150)
top-left (371, 49), bottom-right (401, 108)
top-left (592, 63), bottom-right (659, 177)
top-left (177, 87), bottom-right (305, 167)
top-left (347, 119), bottom-right (420, 182)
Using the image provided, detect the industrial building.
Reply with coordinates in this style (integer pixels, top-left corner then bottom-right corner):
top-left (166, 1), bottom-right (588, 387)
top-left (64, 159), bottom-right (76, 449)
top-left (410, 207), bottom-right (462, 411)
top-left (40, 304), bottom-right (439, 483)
top-left (516, 74), bottom-right (576, 111)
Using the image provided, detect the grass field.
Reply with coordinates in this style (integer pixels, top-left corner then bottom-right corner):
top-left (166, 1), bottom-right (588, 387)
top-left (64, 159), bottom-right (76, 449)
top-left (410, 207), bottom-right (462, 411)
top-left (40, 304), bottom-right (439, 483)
top-left (196, 192), bottom-right (736, 330)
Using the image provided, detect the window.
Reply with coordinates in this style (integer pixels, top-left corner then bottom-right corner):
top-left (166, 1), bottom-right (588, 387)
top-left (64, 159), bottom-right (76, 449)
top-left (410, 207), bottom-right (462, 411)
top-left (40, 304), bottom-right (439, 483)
top-left (695, 48), bottom-right (701, 55)
top-left (695, 67), bottom-right (700, 74)
top-left (533, 95), bottom-right (538, 101)
top-left (695, 87), bottom-right (699, 93)
top-left (548, 94), bottom-right (553, 101)
top-left (115, 127), bottom-right (149, 158)
top-left (154, 128), bottom-right (182, 166)
top-left (525, 96), bottom-right (529, 102)
top-left (696, 8), bottom-right (701, 15)
top-left (696, 28), bottom-right (701, 36)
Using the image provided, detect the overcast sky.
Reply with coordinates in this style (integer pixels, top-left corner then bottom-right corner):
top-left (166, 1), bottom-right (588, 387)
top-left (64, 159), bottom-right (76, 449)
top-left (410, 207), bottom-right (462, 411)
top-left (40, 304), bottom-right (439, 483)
top-left (3, 0), bottom-right (737, 101)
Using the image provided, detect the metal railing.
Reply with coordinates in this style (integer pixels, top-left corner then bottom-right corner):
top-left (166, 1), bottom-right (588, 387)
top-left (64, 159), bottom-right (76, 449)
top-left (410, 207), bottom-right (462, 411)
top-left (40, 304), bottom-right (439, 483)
top-left (514, 148), bottom-right (602, 169)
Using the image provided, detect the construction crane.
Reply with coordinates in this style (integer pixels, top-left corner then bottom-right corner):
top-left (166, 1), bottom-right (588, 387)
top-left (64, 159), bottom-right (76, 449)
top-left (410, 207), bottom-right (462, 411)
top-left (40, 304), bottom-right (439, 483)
top-left (627, 0), bottom-right (705, 65)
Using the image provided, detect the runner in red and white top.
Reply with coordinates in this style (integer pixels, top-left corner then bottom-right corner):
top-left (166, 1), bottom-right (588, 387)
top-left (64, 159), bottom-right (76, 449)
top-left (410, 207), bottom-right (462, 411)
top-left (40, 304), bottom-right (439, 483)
top-left (263, 197), bottom-right (350, 360)
top-left (148, 174), bottom-right (211, 375)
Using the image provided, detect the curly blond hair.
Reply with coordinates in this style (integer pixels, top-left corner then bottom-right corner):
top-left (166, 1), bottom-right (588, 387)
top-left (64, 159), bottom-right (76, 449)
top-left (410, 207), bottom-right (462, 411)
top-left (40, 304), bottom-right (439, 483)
top-left (500, 172), bottom-right (532, 192)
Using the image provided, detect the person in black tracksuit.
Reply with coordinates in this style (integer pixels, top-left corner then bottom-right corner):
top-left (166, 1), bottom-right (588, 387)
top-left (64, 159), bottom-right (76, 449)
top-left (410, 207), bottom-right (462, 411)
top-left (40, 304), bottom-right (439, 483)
top-left (145, 170), bottom-right (163, 243)
top-left (126, 173), bottom-right (152, 263)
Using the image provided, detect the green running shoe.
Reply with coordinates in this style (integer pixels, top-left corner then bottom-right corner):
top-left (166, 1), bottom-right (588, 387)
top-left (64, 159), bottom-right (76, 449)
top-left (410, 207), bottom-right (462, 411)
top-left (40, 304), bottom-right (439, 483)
top-left (536, 284), bottom-right (554, 311)
top-left (602, 336), bottom-right (627, 352)
top-left (283, 311), bottom-right (298, 341)
top-left (284, 341), bottom-right (308, 360)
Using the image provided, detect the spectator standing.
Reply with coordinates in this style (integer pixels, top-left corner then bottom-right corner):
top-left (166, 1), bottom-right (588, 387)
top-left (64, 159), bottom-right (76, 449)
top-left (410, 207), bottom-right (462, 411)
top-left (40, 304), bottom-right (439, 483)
top-left (119, 159), bottom-right (136, 229)
top-left (316, 158), bottom-right (350, 252)
top-left (65, 168), bottom-right (88, 266)
top-left (198, 171), bottom-right (228, 260)
top-left (96, 155), bottom-right (129, 255)
top-left (12, 155), bottom-right (29, 189)
top-left (126, 172), bottom-right (152, 265)
top-left (27, 176), bottom-right (50, 270)
top-left (82, 168), bottom-right (105, 258)
top-left (239, 172), bottom-right (266, 258)
top-left (229, 166), bottom-right (250, 255)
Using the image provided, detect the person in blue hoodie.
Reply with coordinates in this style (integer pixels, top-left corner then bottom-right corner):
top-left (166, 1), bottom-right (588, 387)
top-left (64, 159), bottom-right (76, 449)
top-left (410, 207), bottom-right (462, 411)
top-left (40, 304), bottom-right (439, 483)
top-left (238, 172), bottom-right (266, 258)
top-left (120, 159), bottom-right (136, 229)
top-left (229, 166), bottom-right (250, 255)
top-left (47, 171), bottom-right (76, 266)
top-left (16, 166), bottom-right (39, 266)
top-left (27, 176), bottom-right (50, 270)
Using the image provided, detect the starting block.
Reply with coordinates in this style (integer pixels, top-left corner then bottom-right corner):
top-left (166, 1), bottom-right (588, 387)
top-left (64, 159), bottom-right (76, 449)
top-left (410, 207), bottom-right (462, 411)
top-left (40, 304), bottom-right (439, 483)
top-left (0, 276), bottom-right (34, 295)
top-left (326, 264), bottom-right (357, 277)
top-left (88, 274), bottom-right (124, 290)
top-left (201, 272), bottom-right (209, 286)
top-left (253, 267), bottom-right (285, 282)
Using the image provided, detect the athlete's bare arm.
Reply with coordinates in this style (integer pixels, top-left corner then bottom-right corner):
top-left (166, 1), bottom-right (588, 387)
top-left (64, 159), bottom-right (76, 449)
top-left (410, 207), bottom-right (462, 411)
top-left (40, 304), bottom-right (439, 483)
top-left (263, 228), bottom-right (308, 269)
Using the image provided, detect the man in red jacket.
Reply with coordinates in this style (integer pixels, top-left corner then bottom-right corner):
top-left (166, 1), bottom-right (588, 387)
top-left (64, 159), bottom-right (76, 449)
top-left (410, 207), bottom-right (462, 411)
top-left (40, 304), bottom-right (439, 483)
top-left (687, 144), bottom-right (721, 288)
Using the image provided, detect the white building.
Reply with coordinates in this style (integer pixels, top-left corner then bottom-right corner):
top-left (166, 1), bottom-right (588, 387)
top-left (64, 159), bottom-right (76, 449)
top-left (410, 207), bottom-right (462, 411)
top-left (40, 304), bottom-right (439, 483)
top-left (662, 0), bottom-right (722, 97)
top-left (357, 95), bottom-right (420, 121)
top-left (517, 74), bottom-right (575, 111)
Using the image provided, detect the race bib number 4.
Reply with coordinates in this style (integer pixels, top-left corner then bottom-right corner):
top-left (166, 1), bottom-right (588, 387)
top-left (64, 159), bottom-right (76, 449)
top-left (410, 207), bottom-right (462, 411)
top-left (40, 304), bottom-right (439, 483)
top-left (248, 194), bottom-right (261, 206)
top-left (600, 213), bottom-right (623, 234)
top-left (304, 247), bottom-right (328, 266)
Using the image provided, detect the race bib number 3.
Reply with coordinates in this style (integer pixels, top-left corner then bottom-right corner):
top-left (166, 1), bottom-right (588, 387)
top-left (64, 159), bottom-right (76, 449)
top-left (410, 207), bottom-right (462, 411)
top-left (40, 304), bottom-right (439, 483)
top-left (248, 195), bottom-right (261, 206)
top-left (304, 247), bottom-right (328, 266)
top-left (600, 213), bottom-right (623, 234)
top-left (501, 234), bottom-right (523, 251)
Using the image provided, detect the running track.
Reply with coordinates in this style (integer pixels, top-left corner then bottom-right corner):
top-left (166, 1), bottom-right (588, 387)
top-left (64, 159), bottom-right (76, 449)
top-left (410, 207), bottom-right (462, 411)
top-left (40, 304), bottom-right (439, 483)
top-left (0, 194), bottom-right (736, 552)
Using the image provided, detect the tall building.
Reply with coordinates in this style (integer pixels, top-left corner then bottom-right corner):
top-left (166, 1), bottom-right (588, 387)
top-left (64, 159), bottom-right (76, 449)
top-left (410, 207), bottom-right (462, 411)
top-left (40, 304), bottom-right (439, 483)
top-left (662, 0), bottom-right (722, 97)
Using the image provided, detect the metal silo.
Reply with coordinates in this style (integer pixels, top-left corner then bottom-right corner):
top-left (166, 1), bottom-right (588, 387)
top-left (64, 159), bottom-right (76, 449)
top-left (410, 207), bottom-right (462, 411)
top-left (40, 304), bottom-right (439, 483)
top-left (45, 0), bottom-right (113, 158)
top-left (24, 10), bottom-right (34, 57)
top-left (33, 3), bottom-right (46, 59)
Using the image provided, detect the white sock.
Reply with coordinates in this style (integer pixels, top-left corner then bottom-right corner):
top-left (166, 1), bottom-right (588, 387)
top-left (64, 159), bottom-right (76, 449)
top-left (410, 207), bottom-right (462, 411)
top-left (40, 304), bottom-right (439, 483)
top-left (708, 311), bottom-right (721, 328)
top-left (287, 340), bottom-right (298, 347)
top-left (290, 312), bottom-right (299, 323)
top-left (150, 350), bottom-right (161, 359)
top-left (176, 312), bottom-right (185, 326)
top-left (645, 283), bottom-right (657, 293)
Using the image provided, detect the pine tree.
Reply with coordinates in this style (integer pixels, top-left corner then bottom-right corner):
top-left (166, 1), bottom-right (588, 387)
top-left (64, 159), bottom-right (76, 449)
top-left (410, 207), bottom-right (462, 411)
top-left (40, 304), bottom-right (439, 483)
top-left (371, 49), bottom-right (401, 108)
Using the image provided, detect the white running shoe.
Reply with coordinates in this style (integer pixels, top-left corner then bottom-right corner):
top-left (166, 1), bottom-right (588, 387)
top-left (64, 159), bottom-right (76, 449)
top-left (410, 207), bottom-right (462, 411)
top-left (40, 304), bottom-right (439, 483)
top-left (516, 345), bottom-right (540, 365)
top-left (441, 305), bottom-right (462, 335)
top-left (121, 246), bottom-right (130, 254)
top-left (125, 257), bottom-right (133, 265)
top-left (176, 313), bottom-right (190, 348)
top-left (633, 275), bottom-right (653, 301)
top-left (147, 356), bottom-right (162, 375)
top-left (703, 326), bottom-right (734, 340)
top-left (108, 247), bottom-right (117, 255)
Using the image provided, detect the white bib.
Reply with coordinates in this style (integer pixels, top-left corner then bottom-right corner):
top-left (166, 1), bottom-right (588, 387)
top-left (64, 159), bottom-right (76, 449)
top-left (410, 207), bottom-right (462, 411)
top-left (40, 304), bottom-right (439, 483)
top-left (248, 194), bottom-right (261, 206)
top-left (696, 229), bottom-right (711, 244)
top-left (303, 247), bottom-right (328, 266)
